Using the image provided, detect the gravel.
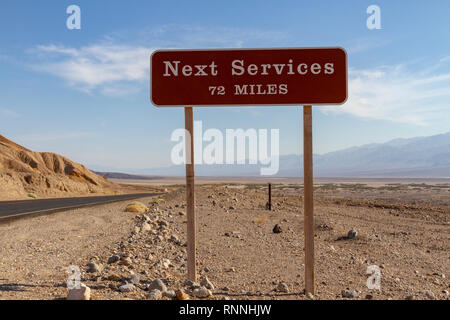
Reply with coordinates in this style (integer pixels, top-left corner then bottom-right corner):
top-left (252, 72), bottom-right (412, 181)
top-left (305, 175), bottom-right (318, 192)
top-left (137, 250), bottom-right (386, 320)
top-left (0, 185), bottom-right (448, 300)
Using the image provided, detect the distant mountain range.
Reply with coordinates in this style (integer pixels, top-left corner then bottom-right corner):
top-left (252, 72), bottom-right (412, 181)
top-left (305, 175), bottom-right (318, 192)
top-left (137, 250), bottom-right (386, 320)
top-left (95, 132), bottom-right (450, 178)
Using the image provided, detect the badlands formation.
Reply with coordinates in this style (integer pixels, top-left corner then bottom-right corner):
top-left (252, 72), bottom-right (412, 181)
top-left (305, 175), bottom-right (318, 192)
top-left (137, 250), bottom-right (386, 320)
top-left (0, 134), bottom-right (119, 200)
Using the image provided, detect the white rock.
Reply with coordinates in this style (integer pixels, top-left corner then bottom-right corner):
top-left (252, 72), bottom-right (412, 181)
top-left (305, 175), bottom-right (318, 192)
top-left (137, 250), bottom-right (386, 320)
top-left (200, 276), bottom-right (215, 290)
top-left (342, 289), bottom-right (359, 298)
top-left (163, 290), bottom-right (176, 298)
top-left (192, 286), bottom-right (212, 298)
top-left (141, 222), bottom-right (152, 232)
top-left (147, 279), bottom-right (167, 292)
top-left (67, 284), bottom-right (91, 300)
top-left (161, 259), bottom-right (171, 269)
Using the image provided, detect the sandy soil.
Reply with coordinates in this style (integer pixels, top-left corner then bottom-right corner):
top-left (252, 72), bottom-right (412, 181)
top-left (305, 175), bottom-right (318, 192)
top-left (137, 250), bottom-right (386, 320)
top-left (0, 182), bottom-right (448, 300)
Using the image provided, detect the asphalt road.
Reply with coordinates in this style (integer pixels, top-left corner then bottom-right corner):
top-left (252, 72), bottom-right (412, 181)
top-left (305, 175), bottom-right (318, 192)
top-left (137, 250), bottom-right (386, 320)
top-left (0, 193), bottom-right (159, 222)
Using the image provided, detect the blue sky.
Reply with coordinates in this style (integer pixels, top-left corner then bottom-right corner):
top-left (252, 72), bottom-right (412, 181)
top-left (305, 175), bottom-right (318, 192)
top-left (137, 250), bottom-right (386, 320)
top-left (1, 1), bottom-right (449, 171)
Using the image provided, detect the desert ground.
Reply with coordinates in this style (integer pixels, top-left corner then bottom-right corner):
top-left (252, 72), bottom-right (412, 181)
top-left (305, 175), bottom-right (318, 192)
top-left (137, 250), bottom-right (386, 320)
top-left (0, 179), bottom-right (448, 300)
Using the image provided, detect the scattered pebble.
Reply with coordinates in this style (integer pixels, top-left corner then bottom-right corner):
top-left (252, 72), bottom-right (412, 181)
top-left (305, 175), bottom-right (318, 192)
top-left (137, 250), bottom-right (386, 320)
top-left (192, 286), bottom-right (212, 298)
top-left (418, 290), bottom-right (435, 300)
top-left (163, 290), bottom-right (176, 299)
top-left (119, 256), bottom-right (132, 266)
top-left (347, 229), bottom-right (358, 239)
top-left (106, 274), bottom-right (122, 281)
top-left (200, 276), bottom-right (215, 290)
top-left (87, 262), bottom-right (102, 273)
top-left (341, 290), bottom-right (359, 298)
top-left (161, 259), bottom-right (172, 269)
top-left (170, 234), bottom-right (180, 244)
top-left (176, 289), bottom-right (190, 300)
top-left (107, 255), bottom-right (120, 264)
top-left (141, 222), bottom-right (152, 232)
top-left (147, 279), bottom-right (167, 292)
top-left (119, 283), bottom-right (135, 293)
top-left (146, 289), bottom-right (162, 300)
top-left (129, 273), bottom-right (140, 285)
top-left (306, 292), bottom-right (314, 300)
top-left (276, 282), bottom-right (289, 293)
top-left (273, 224), bottom-right (282, 234)
top-left (184, 280), bottom-right (198, 287)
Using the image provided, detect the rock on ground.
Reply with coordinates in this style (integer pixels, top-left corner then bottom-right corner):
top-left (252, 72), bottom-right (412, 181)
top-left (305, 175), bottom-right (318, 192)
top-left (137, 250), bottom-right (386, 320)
top-left (67, 284), bottom-right (91, 300)
top-left (147, 279), bottom-right (167, 292)
top-left (342, 289), bottom-right (359, 298)
top-left (107, 255), bottom-right (120, 264)
top-left (200, 276), bottom-right (215, 290)
top-left (176, 289), bottom-right (190, 300)
top-left (125, 201), bottom-right (148, 213)
top-left (192, 286), bottom-right (212, 298)
top-left (147, 289), bottom-right (162, 300)
top-left (276, 282), bottom-right (289, 293)
top-left (129, 273), bottom-right (140, 285)
top-left (273, 224), bottom-right (282, 234)
top-left (163, 290), bottom-right (176, 299)
top-left (119, 283), bottom-right (136, 292)
top-left (87, 261), bottom-right (102, 273)
top-left (141, 222), bottom-right (152, 232)
top-left (347, 229), bottom-right (358, 239)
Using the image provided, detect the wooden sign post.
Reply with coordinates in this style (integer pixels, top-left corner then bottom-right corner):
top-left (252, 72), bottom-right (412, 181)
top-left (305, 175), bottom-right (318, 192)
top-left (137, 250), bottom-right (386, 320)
top-left (184, 106), bottom-right (197, 282)
top-left (303, 105), bottom-right (315, 294)
top-left (151, 47), bottom-right (347, 295)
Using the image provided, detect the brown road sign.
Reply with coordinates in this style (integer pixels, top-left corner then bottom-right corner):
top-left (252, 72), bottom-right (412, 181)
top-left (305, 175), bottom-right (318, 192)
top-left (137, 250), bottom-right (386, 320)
top-left (150, 47), bottom-right (348, 295)
top-left (151, 47), bottom-right (347, 106)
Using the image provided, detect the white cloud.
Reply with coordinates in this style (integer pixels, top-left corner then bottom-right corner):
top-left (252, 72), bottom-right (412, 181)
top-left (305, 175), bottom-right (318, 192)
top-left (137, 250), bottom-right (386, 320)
top-left (32, 44), bottom-right (153, 95)
top-left (323, 61), bottom-right (450, 126)
top-left (346, 37), bottom-right (392, 55)
top-left (28, 26), bottom-right (450, 127)
top-left (160, 25), bottom-right (288, 48)
top-left (29, 25), bottom-right (289, 96)
top-left (0, 108), bottom-right (20, 117)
